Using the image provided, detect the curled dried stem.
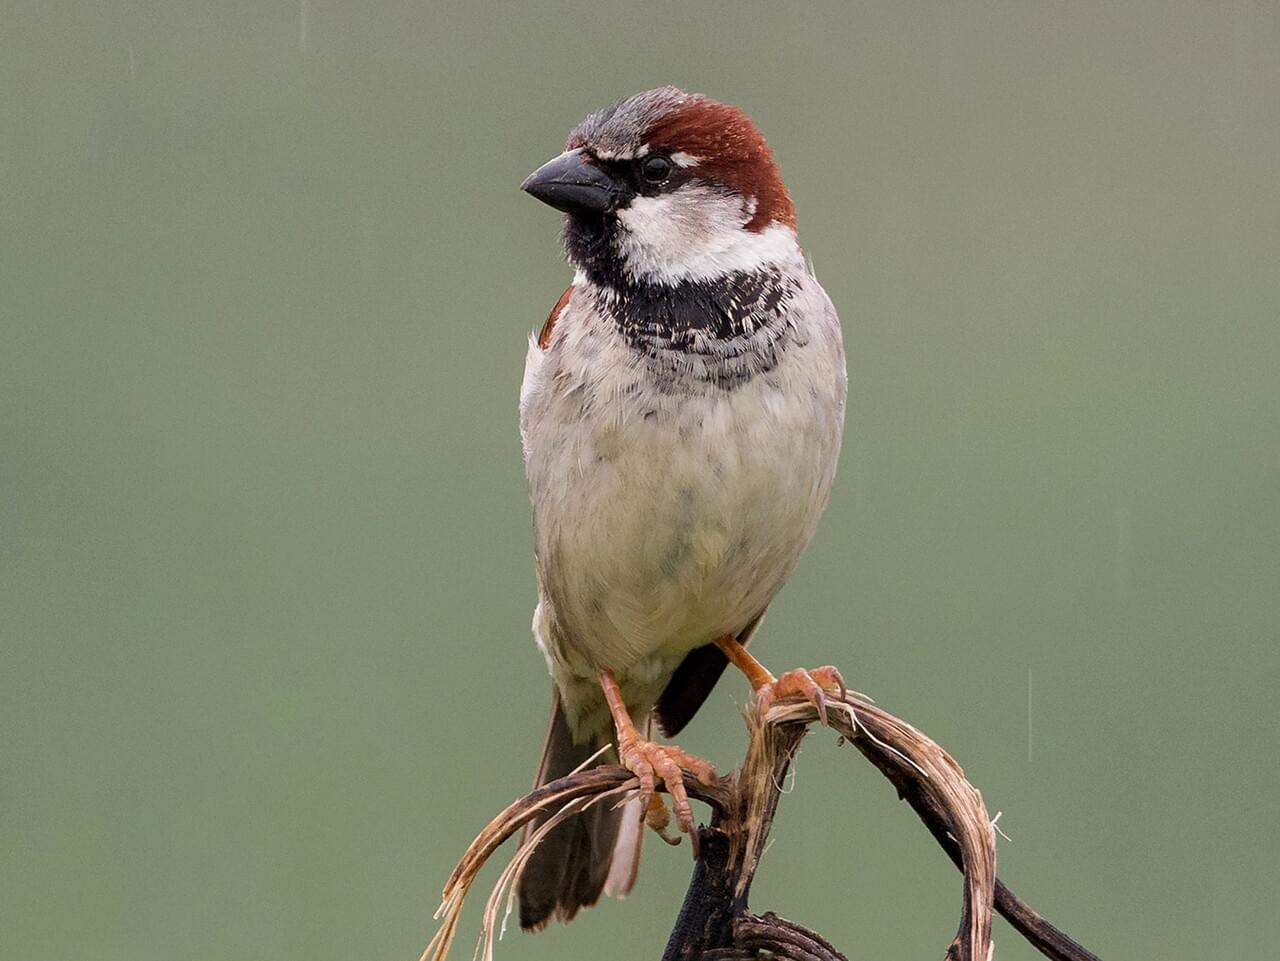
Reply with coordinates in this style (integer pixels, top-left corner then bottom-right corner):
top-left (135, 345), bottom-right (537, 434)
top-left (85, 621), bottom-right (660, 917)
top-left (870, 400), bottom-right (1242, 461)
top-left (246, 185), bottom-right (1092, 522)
top-left (422, 686), bottom-right (1099, 961)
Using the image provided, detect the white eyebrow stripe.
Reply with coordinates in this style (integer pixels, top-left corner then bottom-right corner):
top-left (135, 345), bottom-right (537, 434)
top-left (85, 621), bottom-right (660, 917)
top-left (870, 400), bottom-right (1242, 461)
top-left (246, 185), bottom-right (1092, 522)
top-left (670, 151), bottom-right (699, 168)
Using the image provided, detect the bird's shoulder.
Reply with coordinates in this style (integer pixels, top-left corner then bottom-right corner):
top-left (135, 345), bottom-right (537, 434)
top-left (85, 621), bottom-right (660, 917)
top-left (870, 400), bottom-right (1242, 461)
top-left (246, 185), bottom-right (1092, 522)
top-left (537, 285), bottom-right (574, 351)
top-left (519, 282), bottom-right (597, 450)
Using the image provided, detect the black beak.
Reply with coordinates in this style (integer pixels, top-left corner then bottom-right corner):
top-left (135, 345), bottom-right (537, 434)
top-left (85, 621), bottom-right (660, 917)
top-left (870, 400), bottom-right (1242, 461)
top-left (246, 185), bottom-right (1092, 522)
top-left (521, 149), bottom-right (622, 214)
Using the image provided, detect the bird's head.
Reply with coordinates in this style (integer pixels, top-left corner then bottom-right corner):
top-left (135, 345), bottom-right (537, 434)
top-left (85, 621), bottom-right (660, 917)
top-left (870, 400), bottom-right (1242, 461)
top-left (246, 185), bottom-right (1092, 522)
top-left (521, 87), bottom-right (799, 288)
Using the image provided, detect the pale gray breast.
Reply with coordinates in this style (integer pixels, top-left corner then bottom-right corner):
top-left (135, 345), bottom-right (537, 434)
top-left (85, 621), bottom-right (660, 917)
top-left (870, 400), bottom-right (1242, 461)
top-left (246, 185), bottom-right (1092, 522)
top-left (520, 272), bottom-right (846, 676)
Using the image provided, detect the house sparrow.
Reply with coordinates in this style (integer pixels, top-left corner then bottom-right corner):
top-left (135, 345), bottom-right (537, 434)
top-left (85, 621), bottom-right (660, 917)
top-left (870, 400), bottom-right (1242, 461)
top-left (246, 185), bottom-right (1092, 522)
top-left (516, 87), bottom-right (847, 930)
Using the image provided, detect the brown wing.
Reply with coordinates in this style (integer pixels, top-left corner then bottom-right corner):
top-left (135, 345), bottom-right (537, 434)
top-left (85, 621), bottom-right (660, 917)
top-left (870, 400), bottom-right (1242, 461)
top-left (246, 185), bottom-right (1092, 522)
top-left (538, 286), bottom-right (573, 350)
top-left (654, 610), bottom-right (768, 738)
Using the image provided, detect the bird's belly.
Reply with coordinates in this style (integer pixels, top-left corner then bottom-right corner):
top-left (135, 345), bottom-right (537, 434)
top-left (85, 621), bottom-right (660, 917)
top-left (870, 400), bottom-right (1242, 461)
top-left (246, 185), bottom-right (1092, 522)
top-left (532, 377), bottom-right (837, 684)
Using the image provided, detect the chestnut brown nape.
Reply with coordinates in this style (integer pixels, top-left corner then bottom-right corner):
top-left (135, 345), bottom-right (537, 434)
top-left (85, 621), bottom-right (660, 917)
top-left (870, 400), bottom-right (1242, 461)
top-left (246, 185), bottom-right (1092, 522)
top-left (644, 98), bottom-right (796, 232)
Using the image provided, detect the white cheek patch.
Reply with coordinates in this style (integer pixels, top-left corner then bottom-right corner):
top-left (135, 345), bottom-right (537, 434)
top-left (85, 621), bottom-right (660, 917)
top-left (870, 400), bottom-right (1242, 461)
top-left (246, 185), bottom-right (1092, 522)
top-left (614, 185), bottom-right (801, 284)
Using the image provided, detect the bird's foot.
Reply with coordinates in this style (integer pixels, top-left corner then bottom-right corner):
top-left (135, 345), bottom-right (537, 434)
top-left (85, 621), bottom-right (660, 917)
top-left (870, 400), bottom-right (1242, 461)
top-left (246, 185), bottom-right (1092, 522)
top-left (616, 732), bottom-right (716, 838)
top-left (755, 666), bottom-right (847, 726)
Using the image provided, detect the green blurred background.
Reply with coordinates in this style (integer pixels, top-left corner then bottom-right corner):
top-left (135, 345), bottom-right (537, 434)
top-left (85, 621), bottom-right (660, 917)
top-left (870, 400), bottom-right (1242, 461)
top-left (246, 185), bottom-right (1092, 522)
top-left (3, 1), bottom-right (1278, 958)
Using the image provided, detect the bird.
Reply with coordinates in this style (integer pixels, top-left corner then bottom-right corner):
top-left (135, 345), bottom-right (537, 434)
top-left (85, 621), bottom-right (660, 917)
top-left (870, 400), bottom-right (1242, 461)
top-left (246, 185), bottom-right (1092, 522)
top-left (515, 87), bottom-right (847, 931)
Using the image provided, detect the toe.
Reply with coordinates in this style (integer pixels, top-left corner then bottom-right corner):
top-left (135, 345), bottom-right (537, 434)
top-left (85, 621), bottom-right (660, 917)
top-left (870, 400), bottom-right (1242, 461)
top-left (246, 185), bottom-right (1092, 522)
top-left (798, 672), bottom-right (828, 725)
top-left (812, 666), bottom-right (847, 701)
top-left (620, 743), bottom-right (657, 803)
top-left (755, 684), bottom-right (778, 718)
top-left (650, 751), bottom-right (694, 833)
top-left (671, 747), bottom-right (718, 785)
top-left (644, 793), bottom-right (679, 845)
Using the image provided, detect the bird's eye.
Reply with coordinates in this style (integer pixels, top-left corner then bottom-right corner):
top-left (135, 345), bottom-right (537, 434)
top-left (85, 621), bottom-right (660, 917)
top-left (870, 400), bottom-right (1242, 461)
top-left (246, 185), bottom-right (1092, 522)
top-left (640, 155), bottom-right (672, 185)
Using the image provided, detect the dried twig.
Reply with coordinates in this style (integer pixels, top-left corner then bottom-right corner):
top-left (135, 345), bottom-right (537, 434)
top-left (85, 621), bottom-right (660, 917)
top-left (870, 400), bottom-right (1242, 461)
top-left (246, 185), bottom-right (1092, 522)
top-left (422, 688), bottom-right (1100, 961)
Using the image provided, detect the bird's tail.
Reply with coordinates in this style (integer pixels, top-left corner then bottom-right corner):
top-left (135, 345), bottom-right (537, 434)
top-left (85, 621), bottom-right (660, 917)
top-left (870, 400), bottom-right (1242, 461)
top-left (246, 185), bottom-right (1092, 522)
top-left (516, 689), bottom-right (644, 931)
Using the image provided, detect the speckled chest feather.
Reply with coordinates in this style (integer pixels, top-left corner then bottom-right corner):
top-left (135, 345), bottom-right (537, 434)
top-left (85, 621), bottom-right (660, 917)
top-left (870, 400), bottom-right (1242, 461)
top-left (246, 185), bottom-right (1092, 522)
top-left (582, 267), bottom-right (801, 392)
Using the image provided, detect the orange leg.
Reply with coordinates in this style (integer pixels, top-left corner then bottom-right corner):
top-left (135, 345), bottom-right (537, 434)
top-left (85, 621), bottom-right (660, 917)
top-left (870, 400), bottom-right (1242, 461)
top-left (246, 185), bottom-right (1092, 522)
top-left (713, 636), bottom-right (847, 725)
top-left (600, 669), bottom-right (716, 837)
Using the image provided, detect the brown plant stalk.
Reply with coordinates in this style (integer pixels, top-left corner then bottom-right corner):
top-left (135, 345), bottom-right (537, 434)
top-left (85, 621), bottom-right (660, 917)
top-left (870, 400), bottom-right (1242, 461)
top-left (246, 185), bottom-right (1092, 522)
top-left (422, 688), bottom-right (1101, 961)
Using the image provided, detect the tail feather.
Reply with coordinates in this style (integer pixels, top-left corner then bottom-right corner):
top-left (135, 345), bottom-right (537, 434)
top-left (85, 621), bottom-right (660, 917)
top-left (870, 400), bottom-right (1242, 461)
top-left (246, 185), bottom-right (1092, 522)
top-left (517, 690), bottom-right (643, 931)
top-left (603, 793), bottom-right (643, 896)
